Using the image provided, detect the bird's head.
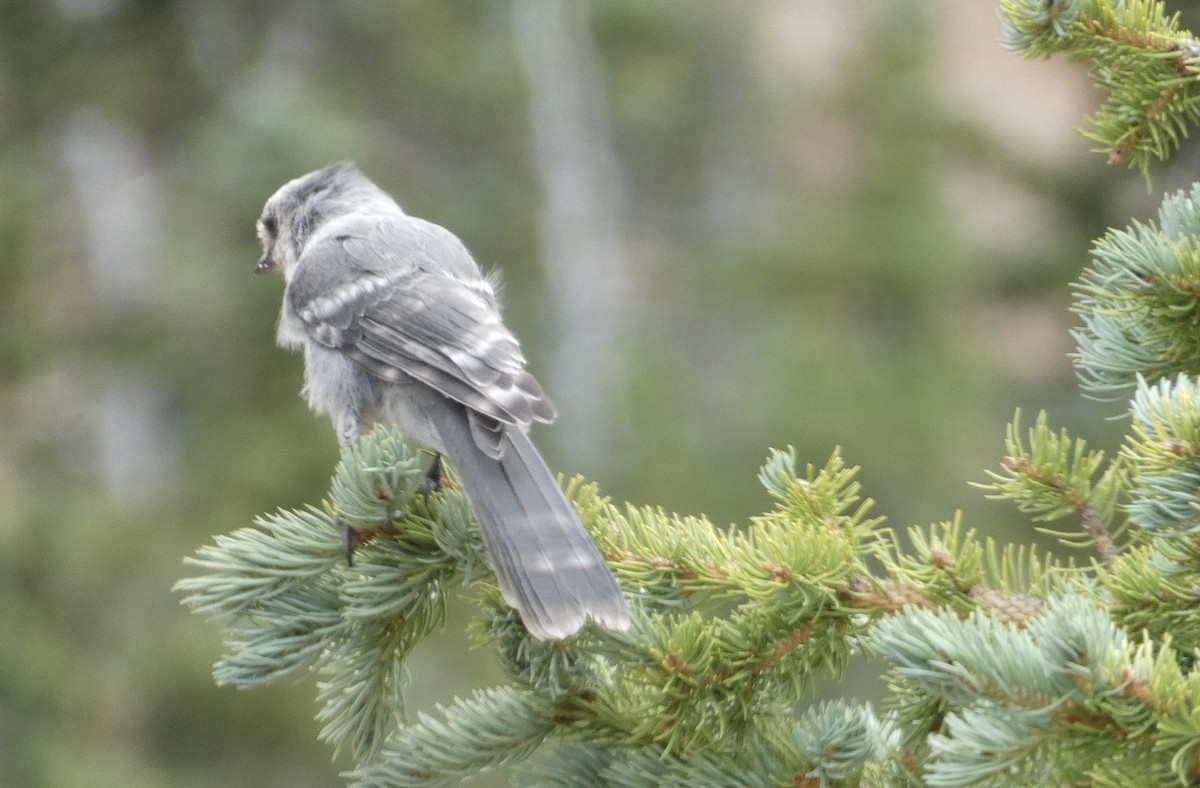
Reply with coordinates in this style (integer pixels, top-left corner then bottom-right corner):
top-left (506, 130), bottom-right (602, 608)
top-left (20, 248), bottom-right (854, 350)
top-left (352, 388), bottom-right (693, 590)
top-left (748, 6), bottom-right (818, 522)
top-left (255, 162), bottom-right (377, 277)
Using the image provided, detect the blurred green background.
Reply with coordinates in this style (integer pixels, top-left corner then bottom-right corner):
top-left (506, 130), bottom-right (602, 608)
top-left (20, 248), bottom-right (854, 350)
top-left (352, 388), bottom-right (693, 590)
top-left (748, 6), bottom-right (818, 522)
top-left (6, 1), bottom-right (1199, 785)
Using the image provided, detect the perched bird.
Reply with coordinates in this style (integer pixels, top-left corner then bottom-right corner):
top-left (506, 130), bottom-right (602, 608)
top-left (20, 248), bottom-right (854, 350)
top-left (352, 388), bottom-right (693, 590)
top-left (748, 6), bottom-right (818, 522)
top-left (255, 163), bottom-right (630, 640)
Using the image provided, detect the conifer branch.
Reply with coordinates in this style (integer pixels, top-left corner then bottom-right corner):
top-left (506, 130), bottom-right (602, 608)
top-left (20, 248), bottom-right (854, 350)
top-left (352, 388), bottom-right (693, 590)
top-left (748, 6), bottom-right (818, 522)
top-left (180, 433), bottom-right (895, 779)
top-left (345, 687), bottom-right (555, 788)
top-left (1073, 185), bottom-right (1200, 397)
top-left (1000, 0), bottom-right (1200, 176)
top-left (978, 410), bottom-right (1123, 564)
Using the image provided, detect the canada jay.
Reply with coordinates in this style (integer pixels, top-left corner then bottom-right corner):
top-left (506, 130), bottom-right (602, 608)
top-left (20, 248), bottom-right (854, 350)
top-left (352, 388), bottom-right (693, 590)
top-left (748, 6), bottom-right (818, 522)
top-left (255, 163), bottom-right (629, 640)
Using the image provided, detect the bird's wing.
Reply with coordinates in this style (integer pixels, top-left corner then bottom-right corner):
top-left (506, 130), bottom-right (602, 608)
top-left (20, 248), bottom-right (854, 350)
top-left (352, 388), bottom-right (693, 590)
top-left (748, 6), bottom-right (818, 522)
top-left (286, 230), bottom-right (557, 429)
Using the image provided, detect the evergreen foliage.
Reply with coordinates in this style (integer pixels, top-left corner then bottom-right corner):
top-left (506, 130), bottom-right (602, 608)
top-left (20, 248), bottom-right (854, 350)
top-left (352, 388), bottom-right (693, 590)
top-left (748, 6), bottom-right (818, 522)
top-left (175, 0), bottom-right (1200, 784)
top-left (1073, 186), bottom-right (1200, 397)
top-left (1001, 0), bottom-right (1200, 177)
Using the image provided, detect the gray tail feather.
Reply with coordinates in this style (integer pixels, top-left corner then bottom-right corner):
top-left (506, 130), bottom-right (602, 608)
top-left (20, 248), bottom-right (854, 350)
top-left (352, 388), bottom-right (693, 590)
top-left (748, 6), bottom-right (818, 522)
top-left (433, 408), bottom-right (630, 640)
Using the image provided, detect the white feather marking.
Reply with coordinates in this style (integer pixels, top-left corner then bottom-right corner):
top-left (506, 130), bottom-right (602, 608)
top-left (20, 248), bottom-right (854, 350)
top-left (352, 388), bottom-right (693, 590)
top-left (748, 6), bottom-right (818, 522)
top-left (460, 275), bottom-right (496, 301)
top-left (302, 275), bottom-right (396, 325)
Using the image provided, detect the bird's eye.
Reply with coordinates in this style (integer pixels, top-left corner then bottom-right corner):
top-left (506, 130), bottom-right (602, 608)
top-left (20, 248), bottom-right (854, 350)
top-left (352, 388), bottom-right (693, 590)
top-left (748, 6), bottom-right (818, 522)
top-left (262, 216), bottom-right (278, 236)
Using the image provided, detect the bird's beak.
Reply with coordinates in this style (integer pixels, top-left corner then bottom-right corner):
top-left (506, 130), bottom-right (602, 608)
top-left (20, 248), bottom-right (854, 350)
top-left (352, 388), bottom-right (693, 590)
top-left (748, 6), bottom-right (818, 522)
top-left (255, 253), bottom-right (274, 274)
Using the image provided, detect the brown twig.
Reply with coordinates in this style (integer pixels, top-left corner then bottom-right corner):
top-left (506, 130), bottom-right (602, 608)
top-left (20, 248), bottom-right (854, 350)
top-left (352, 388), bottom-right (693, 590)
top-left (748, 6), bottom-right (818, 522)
top-left (1107, 84), bottom-right (1183, 165)
top-left (1003, 455), bottom-right (1118, 566)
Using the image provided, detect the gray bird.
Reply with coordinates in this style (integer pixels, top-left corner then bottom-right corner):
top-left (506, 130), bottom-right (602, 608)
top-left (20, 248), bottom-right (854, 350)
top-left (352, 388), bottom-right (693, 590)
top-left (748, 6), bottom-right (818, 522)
top-left (255, 163), bottom-right (630, 641)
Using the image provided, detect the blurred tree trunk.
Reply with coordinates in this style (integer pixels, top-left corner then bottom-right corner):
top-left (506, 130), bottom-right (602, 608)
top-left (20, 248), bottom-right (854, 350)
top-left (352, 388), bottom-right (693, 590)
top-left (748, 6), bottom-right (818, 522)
top-left (511, 0), bottom-right (633, 468)
top-left (56, 108), bottom-right (179, 506)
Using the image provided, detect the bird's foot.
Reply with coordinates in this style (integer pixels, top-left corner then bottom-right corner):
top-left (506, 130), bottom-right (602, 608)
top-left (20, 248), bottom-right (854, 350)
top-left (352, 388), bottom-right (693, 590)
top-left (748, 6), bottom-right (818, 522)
top-left (421, 453), bottom-right (445, 498)
top-left (336, 517), bottom-right (397, 566)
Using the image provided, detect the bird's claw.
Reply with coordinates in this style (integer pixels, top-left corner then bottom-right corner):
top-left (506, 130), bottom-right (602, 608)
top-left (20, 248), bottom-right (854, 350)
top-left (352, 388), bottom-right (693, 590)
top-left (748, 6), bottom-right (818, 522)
top-left (421, 453), bottom-right (445, 499)
top-left (336, 517), bottom-right (397, 566)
